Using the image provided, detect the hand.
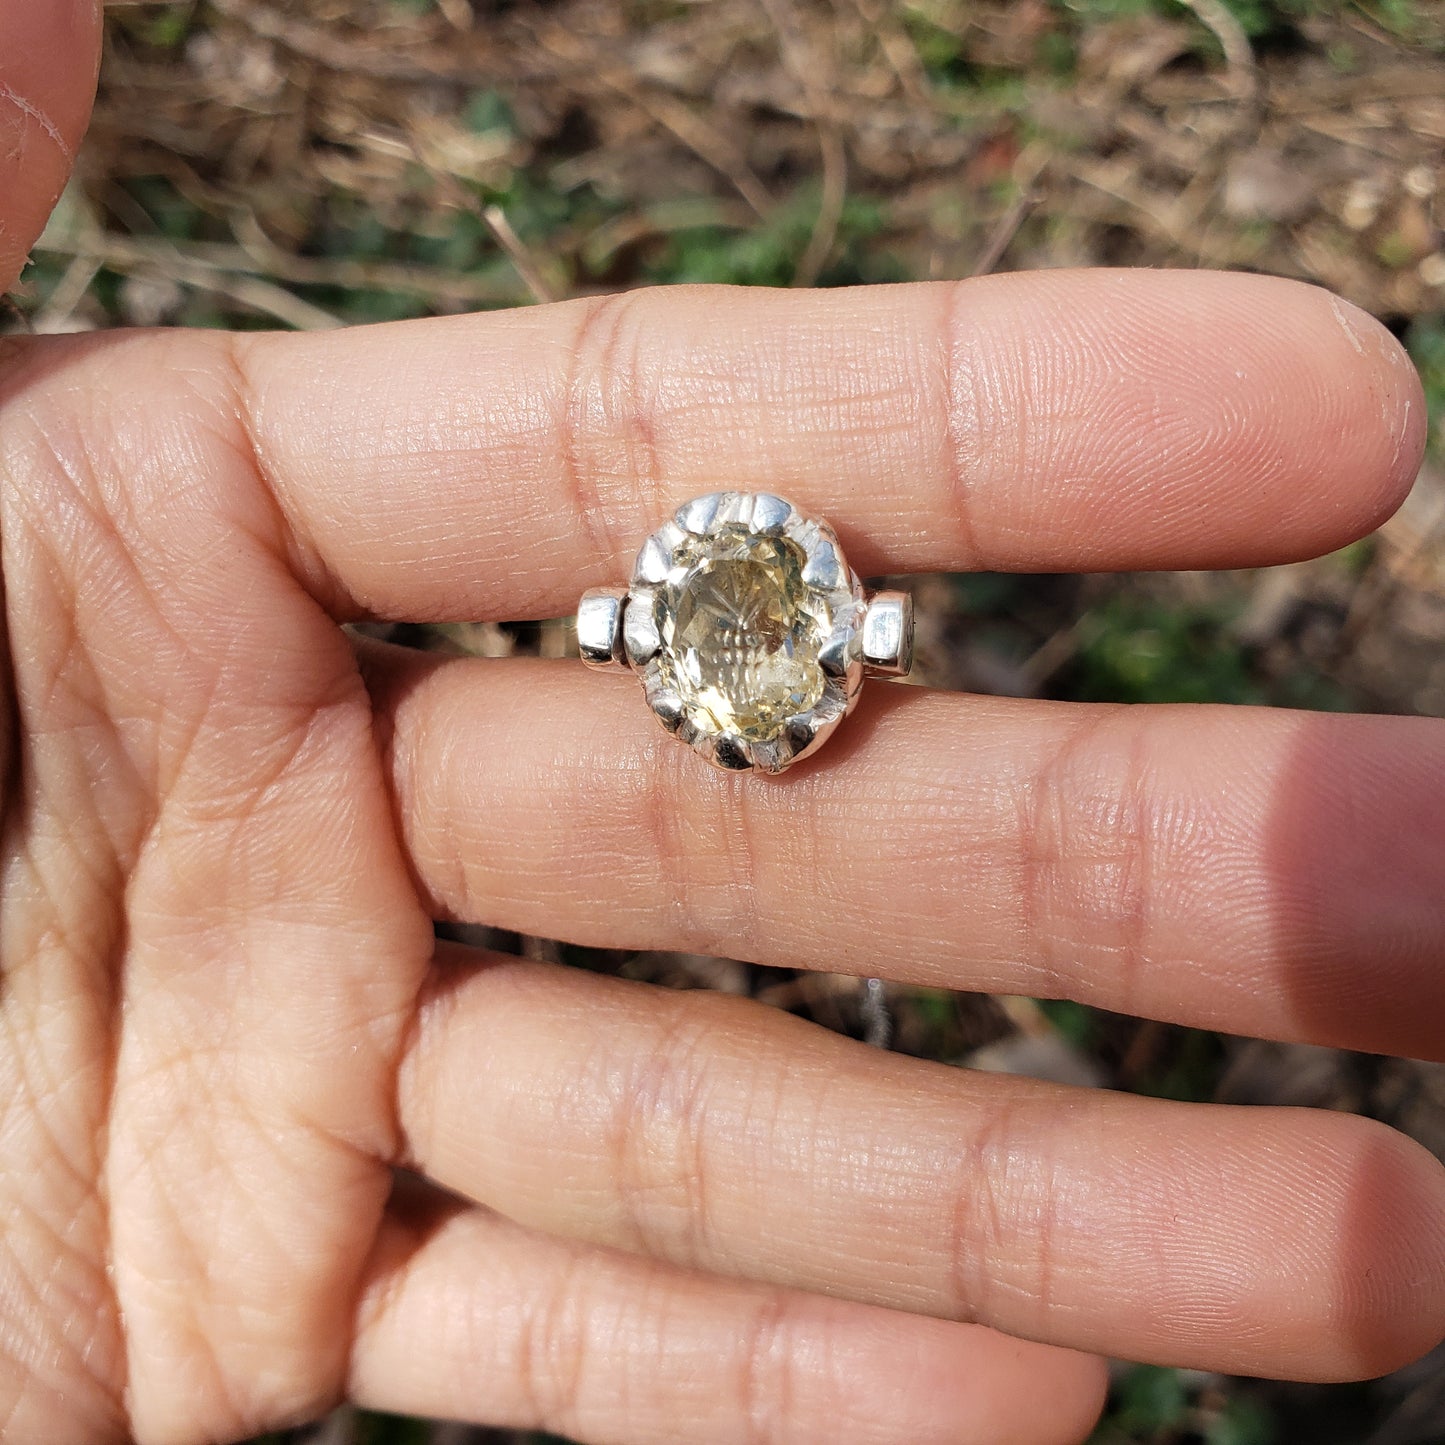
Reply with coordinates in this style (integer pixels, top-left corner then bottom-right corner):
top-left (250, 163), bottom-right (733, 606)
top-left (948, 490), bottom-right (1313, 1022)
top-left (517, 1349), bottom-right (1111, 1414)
top-left (4, 9), bottom-right (1445, 1445)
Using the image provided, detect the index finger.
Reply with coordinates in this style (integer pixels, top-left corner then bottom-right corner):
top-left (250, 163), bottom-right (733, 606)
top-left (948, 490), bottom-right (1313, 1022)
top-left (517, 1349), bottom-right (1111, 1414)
top-left (231, 268), bottom-right (1424, 622)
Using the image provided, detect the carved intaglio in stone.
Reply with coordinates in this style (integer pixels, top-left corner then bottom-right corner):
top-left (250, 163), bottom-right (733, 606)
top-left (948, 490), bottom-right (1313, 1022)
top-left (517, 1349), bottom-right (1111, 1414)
top-left (625, 492), bottom-right (867, 774)
top-left (659, 532), bottom-right (825, 734)
top-left (578, 491), bottom-right (913, 775)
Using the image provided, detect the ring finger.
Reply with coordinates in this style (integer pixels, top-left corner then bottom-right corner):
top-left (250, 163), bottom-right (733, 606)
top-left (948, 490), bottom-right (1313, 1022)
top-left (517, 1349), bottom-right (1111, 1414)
top-left (396, 947), bottom-right (1445, 1383)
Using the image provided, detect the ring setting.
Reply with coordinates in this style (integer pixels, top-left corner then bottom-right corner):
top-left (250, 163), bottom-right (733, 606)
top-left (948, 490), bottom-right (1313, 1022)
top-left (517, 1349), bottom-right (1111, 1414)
top-left (577, 492), bottom-right (913, 774)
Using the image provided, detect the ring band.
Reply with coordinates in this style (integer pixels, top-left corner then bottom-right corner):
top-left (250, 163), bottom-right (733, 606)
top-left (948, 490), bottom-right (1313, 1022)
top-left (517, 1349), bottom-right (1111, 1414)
top-left (577, 492), bottom-right (913, 774)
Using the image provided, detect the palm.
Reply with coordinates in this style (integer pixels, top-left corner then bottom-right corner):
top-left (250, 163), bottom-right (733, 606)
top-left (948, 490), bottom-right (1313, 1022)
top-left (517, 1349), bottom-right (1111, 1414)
top-left (0, 330), bottom-right (430, 1439)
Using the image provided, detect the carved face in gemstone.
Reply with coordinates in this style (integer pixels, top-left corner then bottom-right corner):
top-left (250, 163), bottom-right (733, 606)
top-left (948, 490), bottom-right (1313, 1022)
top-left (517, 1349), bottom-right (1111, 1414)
top-left (624, 492), bottom-right (865, 773)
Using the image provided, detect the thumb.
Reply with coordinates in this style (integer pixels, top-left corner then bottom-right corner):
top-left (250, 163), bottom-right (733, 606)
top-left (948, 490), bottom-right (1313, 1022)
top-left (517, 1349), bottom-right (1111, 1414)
top-left (0, 0), bottom-right (102, 297)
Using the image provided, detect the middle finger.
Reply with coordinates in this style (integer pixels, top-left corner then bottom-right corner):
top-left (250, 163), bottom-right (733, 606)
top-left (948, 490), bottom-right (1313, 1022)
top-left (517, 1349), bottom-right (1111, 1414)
top-left (364, 645), bottom-right (1445, 1062)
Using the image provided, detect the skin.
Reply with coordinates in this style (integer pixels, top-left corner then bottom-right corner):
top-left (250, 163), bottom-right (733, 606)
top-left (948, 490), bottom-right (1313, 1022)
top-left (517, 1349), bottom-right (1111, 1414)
top-left (1, 4), bottom-right (1444, 1443)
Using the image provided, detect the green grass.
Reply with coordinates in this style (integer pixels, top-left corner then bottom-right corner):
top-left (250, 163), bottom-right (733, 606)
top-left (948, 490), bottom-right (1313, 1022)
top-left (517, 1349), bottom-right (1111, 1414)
top-left (645, 190), bottom-right (904, 288)
top-left (1090, 1366), bottom-right (1278, 1444)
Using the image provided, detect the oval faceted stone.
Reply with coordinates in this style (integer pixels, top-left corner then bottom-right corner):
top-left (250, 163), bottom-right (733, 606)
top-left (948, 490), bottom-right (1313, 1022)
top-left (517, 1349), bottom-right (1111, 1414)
top-left (654, 530), bottom-right (831, 740)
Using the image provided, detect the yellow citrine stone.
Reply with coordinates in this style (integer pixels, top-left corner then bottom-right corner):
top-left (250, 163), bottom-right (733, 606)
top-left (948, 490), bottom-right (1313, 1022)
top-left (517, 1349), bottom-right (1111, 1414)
top-left (655, 531), bottom-right (830, 740)
top-left (622, 492), bottom-right (867, 773)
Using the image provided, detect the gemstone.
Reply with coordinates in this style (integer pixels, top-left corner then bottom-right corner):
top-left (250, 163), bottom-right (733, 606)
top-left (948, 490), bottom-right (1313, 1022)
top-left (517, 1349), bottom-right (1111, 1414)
top-left (654, 529), bottom-right (830, 740)
top-left (626, 492), bottom-right (865, 772)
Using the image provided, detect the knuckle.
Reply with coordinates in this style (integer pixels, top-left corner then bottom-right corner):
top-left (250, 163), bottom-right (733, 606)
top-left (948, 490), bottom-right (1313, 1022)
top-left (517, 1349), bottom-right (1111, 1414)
top-left (946, 1095), bottom-right (1027, 1326)
top-left (560, 290), bottom-right (662, 568)
top-left (1019, 708), bottom-right (1156, 1012)
top-left (938, 279), bottom-right (990, 568)
top-left (607, 1000), bottom-right (724, 1268)
top-left (733, 1290), bottom-right (796, 1445)
top-left (515, 1252), bottom-right (589, 1434)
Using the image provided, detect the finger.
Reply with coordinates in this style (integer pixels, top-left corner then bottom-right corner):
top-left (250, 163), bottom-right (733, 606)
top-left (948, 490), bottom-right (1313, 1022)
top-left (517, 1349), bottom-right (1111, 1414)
top-left (0, 0), bottom-right (101, 294)
top-left (231, 271), bottom-right (1423, 621)
top-left (396, 951), bottom-right (1445, 1383)
top-left (364, 645), bottom-right (1445, 1062)
top-left (350, 1185), bottom-right (1107, 1445)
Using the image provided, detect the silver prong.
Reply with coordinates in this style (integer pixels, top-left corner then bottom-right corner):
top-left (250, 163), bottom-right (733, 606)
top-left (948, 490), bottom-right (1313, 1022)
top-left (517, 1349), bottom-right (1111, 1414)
top-left (861, 591), bottom-right (914, 676)
top-left (749, 736), bottom-right (795, 774)
top-left (634, 534), bottom-right (673, 585)
top-left (712, 734), bottom-right (753, 771)
top-left (645, 683), bottom-right (686, 734)
top-left (577, 587), bottom-right (628, 670)
top-left (818, 628), bottom-right (853, 679)
top-left (782, 710), bottom-right (821, 757)
top-left (675, 492), bottom-right (725, 535)
top-left (748, 493), bottom-right (793, 533)
top-left (624, 599), bottom-right (661, 669)
top-left (814, 680), bottom-right (849, 724)
top-left (801, 538), bottom-right (840, 589)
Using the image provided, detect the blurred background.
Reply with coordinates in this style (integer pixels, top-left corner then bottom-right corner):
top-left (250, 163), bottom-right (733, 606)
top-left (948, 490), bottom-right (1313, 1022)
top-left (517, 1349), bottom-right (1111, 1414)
top-left (7, 0), bottom-right (1445, 1440)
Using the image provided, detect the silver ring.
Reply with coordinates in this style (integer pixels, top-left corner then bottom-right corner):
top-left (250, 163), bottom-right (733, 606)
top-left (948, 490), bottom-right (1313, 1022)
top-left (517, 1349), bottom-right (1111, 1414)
top-left (576, 491), bottom-right (913, 775)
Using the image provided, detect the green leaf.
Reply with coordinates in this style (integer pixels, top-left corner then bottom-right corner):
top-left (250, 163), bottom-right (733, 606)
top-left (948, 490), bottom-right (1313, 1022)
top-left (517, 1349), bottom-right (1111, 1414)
top-left (1114, 1364), bottom-right (1191, 1431)
top-left (1207, 1395), bottom-right (1277, 1445)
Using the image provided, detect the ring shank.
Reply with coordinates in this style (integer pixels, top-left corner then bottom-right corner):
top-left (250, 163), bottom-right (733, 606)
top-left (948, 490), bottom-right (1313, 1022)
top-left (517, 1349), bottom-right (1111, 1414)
top-left (577, 587), bottom-right (628, 670)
